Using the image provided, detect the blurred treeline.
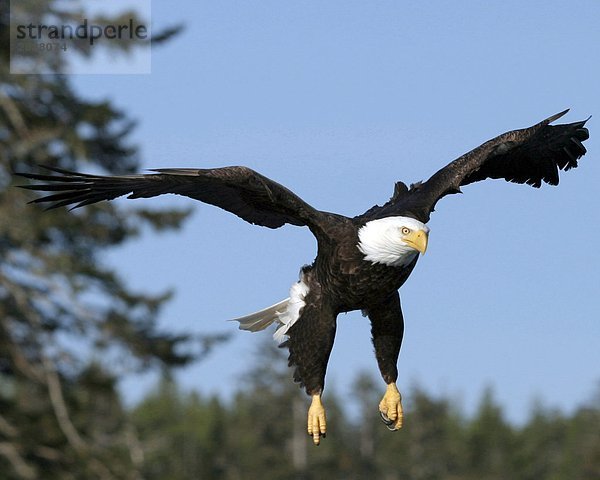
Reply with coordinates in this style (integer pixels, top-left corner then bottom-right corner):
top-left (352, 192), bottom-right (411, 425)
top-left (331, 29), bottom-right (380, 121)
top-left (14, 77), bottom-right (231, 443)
top-left (130, 343), bottom-right (600, 480)
top-left (1, 2), bottom-right (599, 479)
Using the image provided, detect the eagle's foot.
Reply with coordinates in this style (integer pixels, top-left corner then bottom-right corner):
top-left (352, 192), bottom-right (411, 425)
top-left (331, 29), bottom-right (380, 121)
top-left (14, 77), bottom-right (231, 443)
top-left (307, 394), bottom-right (327, 445)
top-left (379, 382), bottom-right (403, 431)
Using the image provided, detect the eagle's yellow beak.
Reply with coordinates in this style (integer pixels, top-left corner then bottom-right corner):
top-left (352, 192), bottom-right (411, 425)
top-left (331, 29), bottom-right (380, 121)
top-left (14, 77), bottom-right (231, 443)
top-left (403, 229), bottom-right (428, 254)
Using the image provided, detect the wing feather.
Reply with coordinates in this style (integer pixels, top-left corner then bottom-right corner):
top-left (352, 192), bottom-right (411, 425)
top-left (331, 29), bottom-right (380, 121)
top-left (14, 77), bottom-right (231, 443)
top-left (17, 165), bottom-right (327, 231)
top-left (366, 110), bottom-right (590, 222)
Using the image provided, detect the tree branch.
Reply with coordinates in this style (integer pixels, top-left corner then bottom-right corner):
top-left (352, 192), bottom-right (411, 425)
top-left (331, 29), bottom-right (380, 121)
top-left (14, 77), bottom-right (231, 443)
top-left (41, 352), bottom-right (88, 452)
top-left (0, 414), bottom-right (18, 438)
top-left (0, 442), bottom-right (37, 479)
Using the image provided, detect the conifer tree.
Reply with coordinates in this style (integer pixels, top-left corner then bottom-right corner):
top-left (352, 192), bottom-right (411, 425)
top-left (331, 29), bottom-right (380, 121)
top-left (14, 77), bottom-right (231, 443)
top-left (0, 2), bottom-right (203, 478)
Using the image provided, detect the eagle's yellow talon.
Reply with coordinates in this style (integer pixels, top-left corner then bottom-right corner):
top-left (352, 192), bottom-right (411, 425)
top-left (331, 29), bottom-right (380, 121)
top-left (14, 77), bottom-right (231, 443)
top-left (307, 394), bottom-right (327, 445)
top-left (379, 382), bottom-right (403, 431)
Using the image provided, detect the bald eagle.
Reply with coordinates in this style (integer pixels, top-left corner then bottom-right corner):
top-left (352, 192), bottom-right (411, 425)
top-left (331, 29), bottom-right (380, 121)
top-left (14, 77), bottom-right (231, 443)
top-left (18, 110), bottom-right (590, 445)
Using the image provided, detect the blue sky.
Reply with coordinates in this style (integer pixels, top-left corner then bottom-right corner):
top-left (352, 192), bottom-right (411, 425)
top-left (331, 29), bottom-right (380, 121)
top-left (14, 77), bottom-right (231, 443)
top-left (72, 1), bottom-right (599, 423)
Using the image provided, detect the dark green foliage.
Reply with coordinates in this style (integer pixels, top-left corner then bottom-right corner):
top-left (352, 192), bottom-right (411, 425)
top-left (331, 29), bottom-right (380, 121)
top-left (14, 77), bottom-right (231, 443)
top-left (130, 343), bottom-right (600, 480)
top-left (465, 387), bottom-right (517, 479)
top-left (0, 1), bottom-right (205, 478)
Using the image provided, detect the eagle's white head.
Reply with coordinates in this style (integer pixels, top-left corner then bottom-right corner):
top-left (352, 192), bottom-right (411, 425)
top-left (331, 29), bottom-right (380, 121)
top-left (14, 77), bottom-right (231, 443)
top-left (357, 216), bottom-right (430, 267)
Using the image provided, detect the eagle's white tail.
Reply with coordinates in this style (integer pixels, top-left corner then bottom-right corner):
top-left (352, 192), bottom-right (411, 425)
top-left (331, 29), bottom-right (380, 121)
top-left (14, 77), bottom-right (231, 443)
top-left (230, 298), bottom-right (289, 333)
top-left (229, 279), bottom-right (310, 344)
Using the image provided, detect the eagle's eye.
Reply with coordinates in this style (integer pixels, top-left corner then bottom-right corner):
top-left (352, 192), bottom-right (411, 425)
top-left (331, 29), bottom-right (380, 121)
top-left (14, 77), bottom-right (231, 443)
top-left (401, 227), bottom-right (411, 235)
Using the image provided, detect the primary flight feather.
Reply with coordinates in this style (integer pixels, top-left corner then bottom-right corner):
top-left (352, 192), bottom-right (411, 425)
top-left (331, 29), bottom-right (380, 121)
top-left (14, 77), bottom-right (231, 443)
top-left (17, 110), bottom-right (590, 445)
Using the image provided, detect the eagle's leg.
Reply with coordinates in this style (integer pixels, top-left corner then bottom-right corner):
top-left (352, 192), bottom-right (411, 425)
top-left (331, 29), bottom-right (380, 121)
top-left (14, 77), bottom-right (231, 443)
top-left (307, 393), bottom-right (327, 445)
top-left (368, 292), bottom-right (405, 431)
top-left (284, 289), bottom-right (336, 446)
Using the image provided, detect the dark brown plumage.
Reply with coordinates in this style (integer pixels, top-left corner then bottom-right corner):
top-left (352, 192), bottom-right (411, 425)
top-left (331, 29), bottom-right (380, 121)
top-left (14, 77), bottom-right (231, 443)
top-left (16, 110), bottom-right (590, 444)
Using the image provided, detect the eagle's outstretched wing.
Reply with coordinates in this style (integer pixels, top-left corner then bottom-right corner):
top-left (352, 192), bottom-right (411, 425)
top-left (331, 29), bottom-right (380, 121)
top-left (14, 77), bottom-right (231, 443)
top-left (17, 165), bottom-right (326, 231)
top-left (360, 109), bottom-right (590, 223)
